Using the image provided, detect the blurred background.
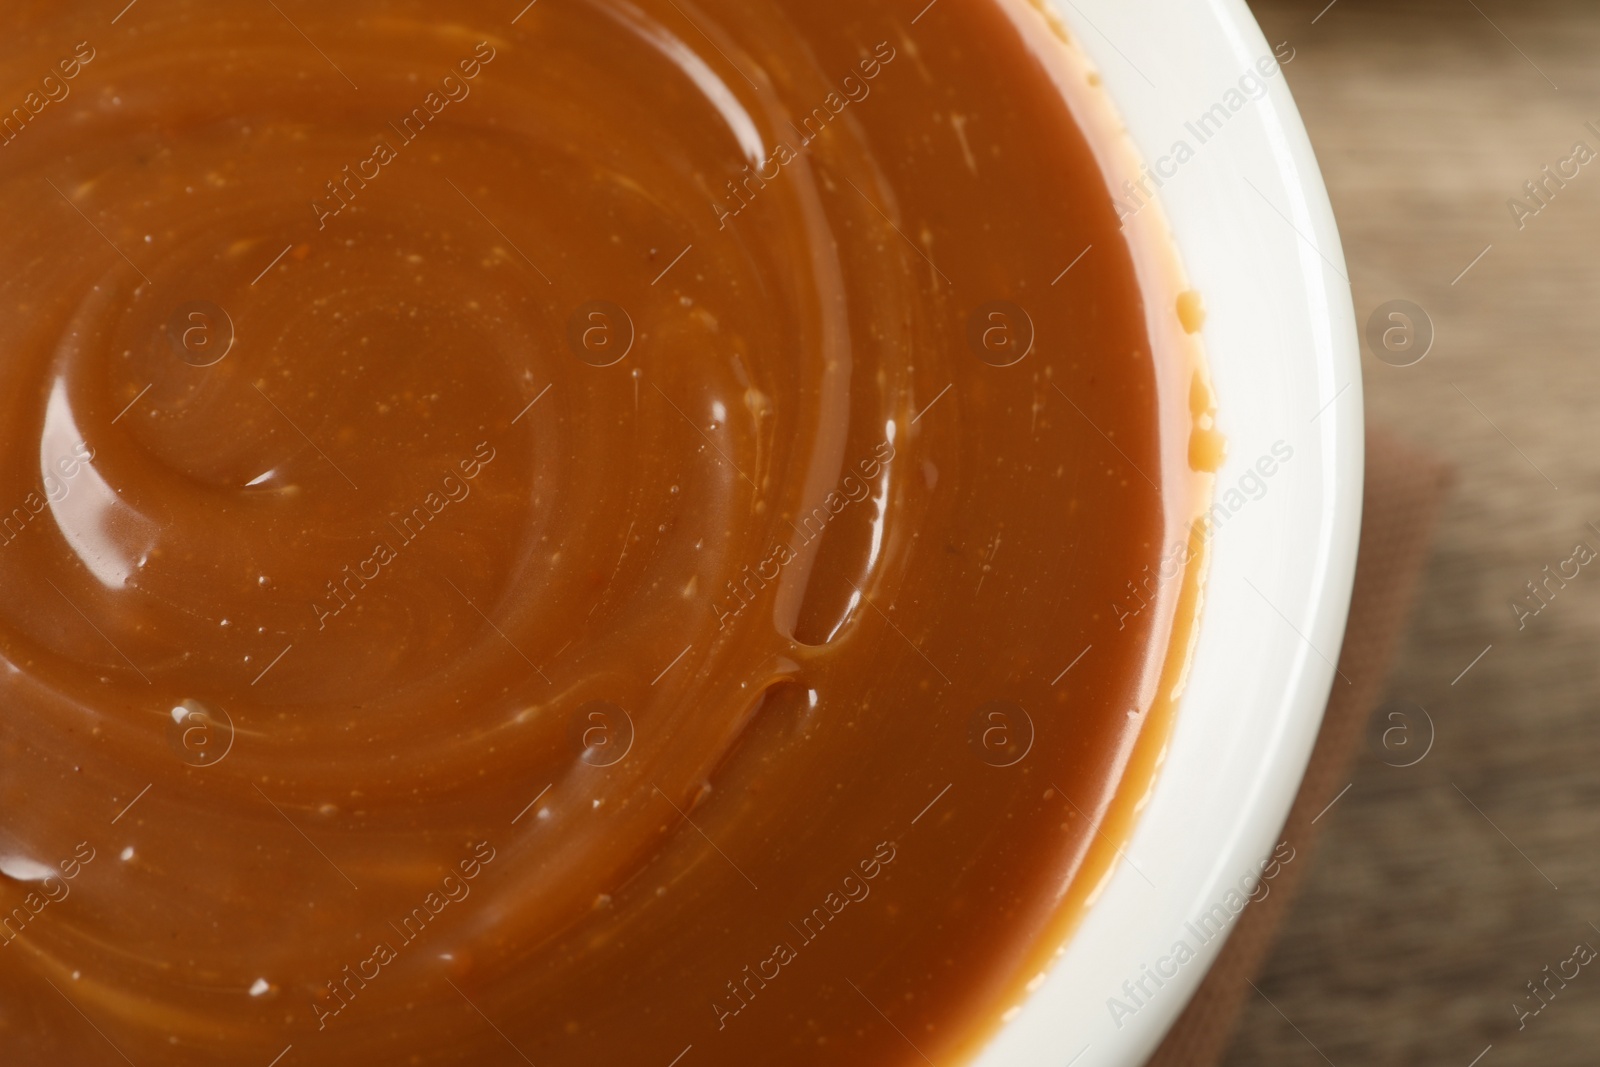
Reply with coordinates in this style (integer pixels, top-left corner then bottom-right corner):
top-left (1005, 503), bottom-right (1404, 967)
top-left (1225, 1), bottom-right (1600, 1064)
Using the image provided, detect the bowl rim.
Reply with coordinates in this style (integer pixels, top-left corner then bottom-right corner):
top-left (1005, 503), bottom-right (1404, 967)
top-left (968, 1), bottom-right (1364, 1064)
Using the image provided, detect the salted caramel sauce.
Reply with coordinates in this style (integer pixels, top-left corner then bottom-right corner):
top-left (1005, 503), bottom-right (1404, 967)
top-left (0, 0), bottom-right (1215, 1063)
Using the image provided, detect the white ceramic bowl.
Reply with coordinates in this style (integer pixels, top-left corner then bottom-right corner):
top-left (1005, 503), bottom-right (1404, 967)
top-left (971, 1), bottom-right (1363, 1064)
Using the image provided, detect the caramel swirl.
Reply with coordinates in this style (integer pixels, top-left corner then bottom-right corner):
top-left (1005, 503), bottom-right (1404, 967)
top-left (0, 1), bottom-right (1210, 1064)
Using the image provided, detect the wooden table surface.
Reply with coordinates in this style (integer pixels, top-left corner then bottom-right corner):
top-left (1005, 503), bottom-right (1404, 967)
top-left (1226, 2), bottom-right (1600, 1064)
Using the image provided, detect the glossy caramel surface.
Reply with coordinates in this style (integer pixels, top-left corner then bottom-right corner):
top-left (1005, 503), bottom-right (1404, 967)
top-left (0, 1), bottom-right (1209, 1063)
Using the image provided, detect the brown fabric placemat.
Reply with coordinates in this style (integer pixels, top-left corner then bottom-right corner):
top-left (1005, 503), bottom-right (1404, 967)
top-left (1144, 424), bottom-right (1452, 1066)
